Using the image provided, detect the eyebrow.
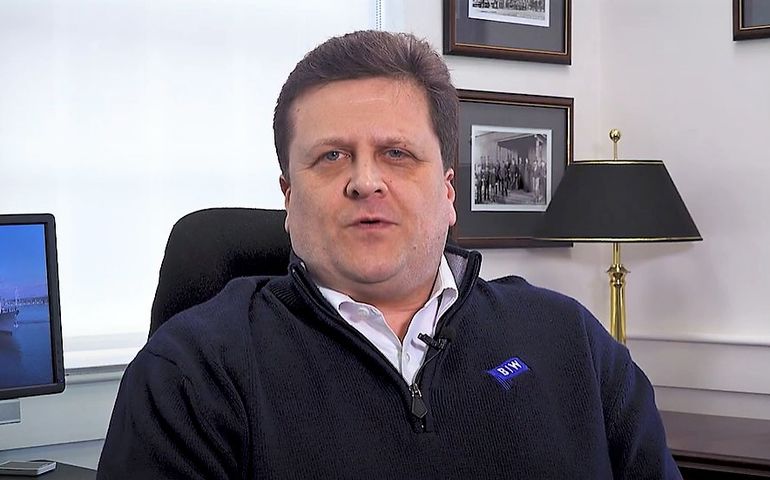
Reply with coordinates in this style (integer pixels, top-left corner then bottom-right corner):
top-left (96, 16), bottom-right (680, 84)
top-left (307, 135), bottom-right (413, 151)
top-left (307, 137), bottom-right (350, 151)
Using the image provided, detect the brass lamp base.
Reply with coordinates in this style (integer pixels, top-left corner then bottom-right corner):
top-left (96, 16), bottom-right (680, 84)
top-left (607, 129), bottom-right (628, 344)
top-left (607, 242), bottom-right (628, 344)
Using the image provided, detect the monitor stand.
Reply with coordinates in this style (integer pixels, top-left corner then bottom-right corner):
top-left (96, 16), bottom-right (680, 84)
top-left (0, 400), bottom-right (21, 425)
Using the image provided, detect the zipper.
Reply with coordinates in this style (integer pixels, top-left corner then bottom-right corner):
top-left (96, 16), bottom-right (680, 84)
top-left (289, 265), bottom-right (408, 378)
top-left (409, 383), bottom-right (428, 430)
top-left (291, 264), bottom-right (434, 430)
top-left (407, 333), bottom-right (452, 431)
top-left (287, 259), bottom-right (478, 432)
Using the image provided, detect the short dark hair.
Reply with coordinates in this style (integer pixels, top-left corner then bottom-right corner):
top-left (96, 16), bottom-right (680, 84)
top-left (273, 30), bottom-right (458, 179)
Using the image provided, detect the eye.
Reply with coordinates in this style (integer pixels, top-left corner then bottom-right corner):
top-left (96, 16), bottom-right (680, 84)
top-left (385, 149), bottom-right (407, 159)
top-left (323, 151), bottom-right (343, 162)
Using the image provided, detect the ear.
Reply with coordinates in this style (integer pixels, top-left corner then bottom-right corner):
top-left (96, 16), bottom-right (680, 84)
top-left (280, 174), bottom-right (291, 196)
top-left (444, 168), bottom-right (457, 227)
top-left (279, 175), bottom-right (291, 233)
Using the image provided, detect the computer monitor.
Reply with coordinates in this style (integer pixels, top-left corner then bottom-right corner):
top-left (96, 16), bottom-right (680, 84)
top-left (0, 213), bottom-right (65, 403)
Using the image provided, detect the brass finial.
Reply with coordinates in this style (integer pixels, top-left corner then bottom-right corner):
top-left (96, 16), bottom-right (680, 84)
top-left (609, 129), bottom-right (621, 160)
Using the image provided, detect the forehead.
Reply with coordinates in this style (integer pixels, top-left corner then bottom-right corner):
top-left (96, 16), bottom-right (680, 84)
top-left (296, 76), bottom-right (427, 105)
top-left (288, 77), bottom-right (433, 138)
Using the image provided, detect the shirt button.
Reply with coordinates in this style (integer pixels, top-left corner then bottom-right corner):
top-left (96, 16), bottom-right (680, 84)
top-left (404, 352), bottom-right (411, 362)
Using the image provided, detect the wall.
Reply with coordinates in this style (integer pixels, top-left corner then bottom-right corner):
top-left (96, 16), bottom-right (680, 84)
top-left (598, 0), bottom-right (770, 419)
top-left (399, 0), bottom-right (610, 315)
top-left (401, 1), bottom-right (770, 419)
top-left (0, 0), bottom-right (378, 368)
top-left (0, 369), bottom-right (119, 468)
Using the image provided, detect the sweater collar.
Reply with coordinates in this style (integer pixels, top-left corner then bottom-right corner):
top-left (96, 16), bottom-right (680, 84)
top-left (287, 244), bottom-right (481, 299)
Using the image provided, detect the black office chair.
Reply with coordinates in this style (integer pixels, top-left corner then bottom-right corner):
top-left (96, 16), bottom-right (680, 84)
top-left (149, 207), bottom-right (292, 338)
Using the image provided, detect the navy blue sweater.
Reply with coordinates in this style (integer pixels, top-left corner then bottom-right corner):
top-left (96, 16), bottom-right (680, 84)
top-left (98, 248), bottom-right (681, 479)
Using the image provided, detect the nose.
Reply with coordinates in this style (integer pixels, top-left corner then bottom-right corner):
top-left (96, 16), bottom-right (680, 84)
top-left (345, 155), bottom-right (387, 199)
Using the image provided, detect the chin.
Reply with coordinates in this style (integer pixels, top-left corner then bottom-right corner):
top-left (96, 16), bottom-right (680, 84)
top-left (345, 260), bottom-right (403, 285)
top-left (352, 266), bottom-right (399, 283)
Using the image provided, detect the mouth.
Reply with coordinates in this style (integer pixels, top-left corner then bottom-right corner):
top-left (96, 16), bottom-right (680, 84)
top-left (350, 216), bottom-right (395, 229)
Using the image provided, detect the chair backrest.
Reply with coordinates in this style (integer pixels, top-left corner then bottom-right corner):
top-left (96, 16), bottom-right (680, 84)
top-left (149, 207), bottom-right (291, 338)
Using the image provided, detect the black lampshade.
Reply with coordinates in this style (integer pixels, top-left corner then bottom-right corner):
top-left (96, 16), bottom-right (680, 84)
top-left (537, 160), bottom-right (702, 242)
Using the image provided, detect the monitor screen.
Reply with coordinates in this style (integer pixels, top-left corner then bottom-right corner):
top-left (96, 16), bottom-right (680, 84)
top-left (0, 214), bottom-right (64, 401)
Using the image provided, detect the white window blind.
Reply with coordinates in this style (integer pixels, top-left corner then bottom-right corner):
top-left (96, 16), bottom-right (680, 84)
top-left (0, 0), bottom-right (383, 368)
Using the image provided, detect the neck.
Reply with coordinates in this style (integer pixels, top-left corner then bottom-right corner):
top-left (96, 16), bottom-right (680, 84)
top-left (378, 299), bottom-right (430, 341)
top-left (353, 276), bottom-right (437, 340)
top-left (314, 269), bottom-right (439, 342)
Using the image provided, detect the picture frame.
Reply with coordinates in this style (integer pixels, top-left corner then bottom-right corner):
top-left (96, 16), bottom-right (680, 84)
top-left (443, 0), bottom-right (571, 65)
top-left (450, 90), bottom-right (573, 248)
top-left (733, 0), bottom-right (770, 40)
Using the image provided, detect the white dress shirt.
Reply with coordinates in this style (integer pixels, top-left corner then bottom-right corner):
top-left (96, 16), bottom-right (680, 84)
top-left (317, 255), bottom-right (458, 384)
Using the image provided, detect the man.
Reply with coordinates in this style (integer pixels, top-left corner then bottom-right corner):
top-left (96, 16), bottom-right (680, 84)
top-left (98, 31), bottom-right (681, 479)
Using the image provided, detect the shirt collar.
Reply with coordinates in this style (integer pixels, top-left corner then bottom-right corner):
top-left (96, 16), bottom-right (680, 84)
top-left (431, 254), bottom-right (458, 319)
top-left (317, 254), bottom-right (458, 314)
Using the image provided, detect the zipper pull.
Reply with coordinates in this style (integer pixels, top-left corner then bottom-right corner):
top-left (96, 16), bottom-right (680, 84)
top-left (409, 383), bottom-right (427, 419)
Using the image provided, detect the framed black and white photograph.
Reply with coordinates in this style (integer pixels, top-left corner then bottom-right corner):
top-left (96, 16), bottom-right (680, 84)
top-left (468, 0), bottom-right (550, 27)
top-left (733, 0), bottom-right (770, 40)
top-left (444, 0), bottom-right (571, 64)
top-left (451, 90), bottom-right (573, 248)
top-left (471, 126), bottom-right (552, 212)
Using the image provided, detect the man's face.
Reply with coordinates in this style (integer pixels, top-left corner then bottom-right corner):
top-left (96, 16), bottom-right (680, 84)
top-left (281, 77), bottom-right (456, 303)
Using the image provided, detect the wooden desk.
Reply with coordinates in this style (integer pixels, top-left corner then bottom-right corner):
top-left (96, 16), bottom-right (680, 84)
top-left (661, 411), bottom-right (770, 479)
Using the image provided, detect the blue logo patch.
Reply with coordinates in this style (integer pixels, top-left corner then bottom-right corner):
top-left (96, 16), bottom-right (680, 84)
top-left (485, 357), bottom-right (530, 390)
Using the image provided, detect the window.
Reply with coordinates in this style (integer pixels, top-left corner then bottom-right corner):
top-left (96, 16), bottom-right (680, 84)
top-left (0, 0), bottom-right (385, 368)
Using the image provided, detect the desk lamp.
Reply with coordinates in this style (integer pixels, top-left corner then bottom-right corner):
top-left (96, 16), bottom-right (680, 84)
top-left (536, 129), bottom-right (702, 344)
